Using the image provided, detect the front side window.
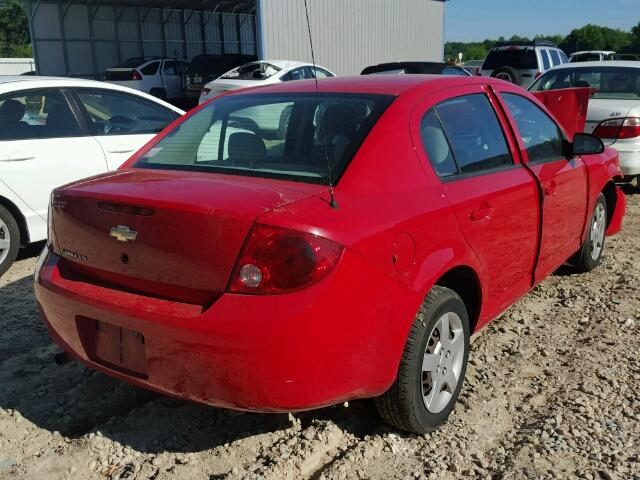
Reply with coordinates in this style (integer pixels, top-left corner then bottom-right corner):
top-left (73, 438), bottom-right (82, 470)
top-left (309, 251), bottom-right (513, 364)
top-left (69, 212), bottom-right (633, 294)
top-left (75, 89), bottom-right (176, 136)
top-left (135, 93), bottom-right (394, 184)
top-left (501, 93), bottom-right (564, 164)
top-left (0, 89), bottom-right (82, 141)
top-left (431, 94), bottom-right (513, 175)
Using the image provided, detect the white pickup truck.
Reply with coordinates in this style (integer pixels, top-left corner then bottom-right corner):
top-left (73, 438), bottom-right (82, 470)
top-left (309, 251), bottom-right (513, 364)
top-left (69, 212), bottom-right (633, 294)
top-left (105, 57), bottom-right (189, 101)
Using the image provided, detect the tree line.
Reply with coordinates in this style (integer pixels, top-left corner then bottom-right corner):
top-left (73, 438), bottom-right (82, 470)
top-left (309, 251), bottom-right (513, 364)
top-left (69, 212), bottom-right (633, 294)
top-left (447, 23), bottom-right (640, 62)
top-left (0, 0), bottom-right (31, 57)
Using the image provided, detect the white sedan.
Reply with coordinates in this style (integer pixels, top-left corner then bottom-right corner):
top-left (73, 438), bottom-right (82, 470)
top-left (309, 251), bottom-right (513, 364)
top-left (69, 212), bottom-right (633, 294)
top-left (529, 61), bottom-right (640, 185)
top-left (198, 60), bottom-right (335, 104)
top-left (0, 76), bottom-right (184, 275)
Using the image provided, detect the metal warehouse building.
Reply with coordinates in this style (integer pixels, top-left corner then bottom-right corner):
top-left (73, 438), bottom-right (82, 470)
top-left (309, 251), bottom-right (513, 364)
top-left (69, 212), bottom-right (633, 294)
top-left (25, 0), bottom-right (445, 78)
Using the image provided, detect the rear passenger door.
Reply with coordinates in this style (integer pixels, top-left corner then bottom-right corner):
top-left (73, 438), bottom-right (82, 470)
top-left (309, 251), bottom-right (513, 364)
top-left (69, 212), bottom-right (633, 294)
top-left (413, 86), bottom-right (540, 319)
top-left (0, 88), bottom-right (107, 238)
top-left (71, 88), bottom-right (178, 170)
top-left (496, 88), bottom-right (588, 282)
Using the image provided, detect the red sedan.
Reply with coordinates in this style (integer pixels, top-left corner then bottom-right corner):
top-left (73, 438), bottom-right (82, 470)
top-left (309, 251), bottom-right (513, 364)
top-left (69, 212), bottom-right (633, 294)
top-left (35, 76), bottom-right (625, 434)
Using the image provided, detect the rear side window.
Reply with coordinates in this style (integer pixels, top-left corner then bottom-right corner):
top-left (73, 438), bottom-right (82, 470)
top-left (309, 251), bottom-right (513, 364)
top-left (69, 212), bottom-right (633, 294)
top-left (483, 49), bottom-right (537, 70)
top-left (0, 89), bottom-right (82, 141)
top-left (430, 94), bottom-right (513, 176)
top-left (442, 67), bottom-right (469, 76)
top-left (163, 61), bottom-right (177, 75)
top-left (501, 93), bottom-right (564, 164)
top-left (549, 50), bottom-right (561, 66)
top-left (75, 89), bottom-right (176, 136)
top-left (141, 62), bottom-right (160, 76)
top-left (420, 110), bottom-right (457, 177)
top-left (541, 50), bottom-right (551, 70)
top-left (134, 93), bottom-right (395, 185)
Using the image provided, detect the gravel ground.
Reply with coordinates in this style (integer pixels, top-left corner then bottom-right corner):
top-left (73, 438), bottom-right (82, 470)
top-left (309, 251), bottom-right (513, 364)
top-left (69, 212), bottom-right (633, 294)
top-left (1, 192), bottom-right (639, 480)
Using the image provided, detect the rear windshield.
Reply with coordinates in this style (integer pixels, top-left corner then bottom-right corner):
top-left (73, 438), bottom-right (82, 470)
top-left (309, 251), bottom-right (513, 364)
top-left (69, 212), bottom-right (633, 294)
top-left (134, 93), bottom-right (395, 184)
top-left (221, 62), bottom-right (281, 80)
top-left (483, 49), bottom-right (537, 70)
top-left (530, 67), bottom-right (640, 100)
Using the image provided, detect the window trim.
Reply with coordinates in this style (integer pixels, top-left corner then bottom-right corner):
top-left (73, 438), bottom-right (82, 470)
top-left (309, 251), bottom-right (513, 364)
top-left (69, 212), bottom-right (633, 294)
top-left (0, 87), bottom-right (87, 141)
top-left (68, 87), bottom-right (179, 137)
top-left (420, 92), bottom-right (516, 182)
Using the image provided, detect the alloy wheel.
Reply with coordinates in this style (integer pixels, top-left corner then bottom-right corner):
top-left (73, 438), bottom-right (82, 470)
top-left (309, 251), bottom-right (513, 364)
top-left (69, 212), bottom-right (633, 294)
top-left (421, 312), bottom-right (465, 414)
top-left (0, 218), bottom-right (10, 265)
top-left (590, 203), bottom-right (606, 261)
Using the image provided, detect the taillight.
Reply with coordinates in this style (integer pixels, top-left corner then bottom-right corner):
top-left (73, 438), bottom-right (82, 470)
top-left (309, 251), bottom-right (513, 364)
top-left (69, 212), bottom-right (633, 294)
top-left (47, 191), bottom-right (57, 251)
top-left (593, 117), bottom-right (640, 140)
top-left (132, 70), bottom-right (142, 81)
top-left (228, 225), bottom-right (344, 295)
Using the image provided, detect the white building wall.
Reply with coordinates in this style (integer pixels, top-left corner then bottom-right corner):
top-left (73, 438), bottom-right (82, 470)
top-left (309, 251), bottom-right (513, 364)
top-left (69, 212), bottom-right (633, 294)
top-left (258, 0), bottom-right (445, 75)
top-left (0, 58), bottom-right (36, 75)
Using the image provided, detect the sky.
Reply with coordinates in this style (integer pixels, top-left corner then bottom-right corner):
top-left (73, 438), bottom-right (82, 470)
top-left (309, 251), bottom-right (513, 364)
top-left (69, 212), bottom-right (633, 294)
top-left (445, 0), bottom-right (640, 42)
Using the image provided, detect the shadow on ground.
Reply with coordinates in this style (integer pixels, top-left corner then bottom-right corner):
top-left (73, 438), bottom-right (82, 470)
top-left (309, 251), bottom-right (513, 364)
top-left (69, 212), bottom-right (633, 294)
top-left (0, 273), bottom-right (381, 455)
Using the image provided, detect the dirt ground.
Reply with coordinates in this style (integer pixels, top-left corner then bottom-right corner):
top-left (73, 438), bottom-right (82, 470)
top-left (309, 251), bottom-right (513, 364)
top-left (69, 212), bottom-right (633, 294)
top-left (1, 192), bottom-right (639, 480)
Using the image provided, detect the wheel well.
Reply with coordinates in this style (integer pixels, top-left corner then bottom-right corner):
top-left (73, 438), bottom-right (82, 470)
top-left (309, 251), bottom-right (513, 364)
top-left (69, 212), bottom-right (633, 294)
top-left (601, 181), bottom-right (617, 228)
top-left (435, 266), bottom-right (482, 332)
top-left (0, 196), bottom-right (29, 246)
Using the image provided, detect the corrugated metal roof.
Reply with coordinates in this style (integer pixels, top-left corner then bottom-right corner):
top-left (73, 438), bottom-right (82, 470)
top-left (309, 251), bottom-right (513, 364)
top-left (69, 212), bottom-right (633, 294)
top-left (84, 0), bottom-right (255, 12)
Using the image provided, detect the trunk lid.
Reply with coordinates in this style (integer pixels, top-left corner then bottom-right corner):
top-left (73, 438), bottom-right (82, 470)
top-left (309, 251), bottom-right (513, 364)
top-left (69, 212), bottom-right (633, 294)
top-left (52, 169), bottom-right (322, 304)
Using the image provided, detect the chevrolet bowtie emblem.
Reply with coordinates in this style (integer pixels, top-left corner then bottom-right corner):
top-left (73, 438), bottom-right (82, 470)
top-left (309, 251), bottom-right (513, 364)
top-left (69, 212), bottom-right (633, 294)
top-left (110, 225), bottom-right (138, 243)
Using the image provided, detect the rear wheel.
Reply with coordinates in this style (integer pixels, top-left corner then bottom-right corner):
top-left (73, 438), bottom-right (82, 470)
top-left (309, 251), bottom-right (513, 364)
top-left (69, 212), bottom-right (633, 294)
top-left (375, 286), bottom-right (470, 434)
top-left (574, 193), bottom-right (607, 272)
top-left (0, 205), bottom-right (20, 277)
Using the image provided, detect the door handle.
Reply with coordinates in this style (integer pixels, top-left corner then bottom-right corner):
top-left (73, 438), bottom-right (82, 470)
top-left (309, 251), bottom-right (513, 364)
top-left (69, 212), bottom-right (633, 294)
top-left (470, 204), bottom-right (495, 222)
top-left (1, 155), bottom-right (35, 162)
top-left (108, 148), bottom-right (135, 154)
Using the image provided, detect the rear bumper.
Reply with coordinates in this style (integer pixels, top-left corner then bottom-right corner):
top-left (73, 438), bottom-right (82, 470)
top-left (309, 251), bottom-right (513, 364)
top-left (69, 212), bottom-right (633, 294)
top-left (617, 150), bottom-right (640, 176)
top-left (35, 250), bottom-right (419, 412)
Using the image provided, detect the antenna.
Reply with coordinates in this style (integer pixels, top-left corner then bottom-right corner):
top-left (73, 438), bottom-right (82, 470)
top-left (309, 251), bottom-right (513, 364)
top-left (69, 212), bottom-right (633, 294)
top-left (303, 0), bottom-right (338, 209)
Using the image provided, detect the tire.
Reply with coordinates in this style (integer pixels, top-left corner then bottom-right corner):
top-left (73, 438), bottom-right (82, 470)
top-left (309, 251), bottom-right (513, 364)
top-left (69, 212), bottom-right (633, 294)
top-left (375, 286), bottom-right (470, 434)
top-left (150, 88), bottom-right (167, 100)
top-left (491, 66), bottom-right (521, 85)
top-left (0, 205), bottom-right (20, 278)
top-left (574, 193), bottom-right (607, 273)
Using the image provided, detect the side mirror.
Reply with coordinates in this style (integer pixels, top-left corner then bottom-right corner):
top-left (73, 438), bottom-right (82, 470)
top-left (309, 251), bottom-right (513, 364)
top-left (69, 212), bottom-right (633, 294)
top-left (572, 133), bottom-right (604, 156)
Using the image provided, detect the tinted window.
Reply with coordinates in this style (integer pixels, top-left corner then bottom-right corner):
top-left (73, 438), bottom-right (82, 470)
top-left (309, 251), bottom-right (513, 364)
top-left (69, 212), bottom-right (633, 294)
top-left (541, 50), bottom-right (551, 70)
top-left (0, 89), bottom-right (82, 141)
top-left (141, 61), bottom-right (160, 75)
top-left (484, 49), bottom-right (537, 70)
top-left (549, 50), bottom-right (561, 66)
top-left (530, 67), bottom-right (640, 100)
top-left (75, 89), bottom-right (176, 136)
top-left (434, 94), bottom-right (513, 175)
top-left (420, 109), bottom-right (457, 177)
top-left (134, 93), bottom-right (394, 185)
top-left (501, 93), bottom-right (564, 164)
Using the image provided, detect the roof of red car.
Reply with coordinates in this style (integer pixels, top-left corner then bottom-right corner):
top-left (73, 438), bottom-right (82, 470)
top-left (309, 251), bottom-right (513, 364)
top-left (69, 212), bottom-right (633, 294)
top-left (225, 74), bottom-right (495, 97)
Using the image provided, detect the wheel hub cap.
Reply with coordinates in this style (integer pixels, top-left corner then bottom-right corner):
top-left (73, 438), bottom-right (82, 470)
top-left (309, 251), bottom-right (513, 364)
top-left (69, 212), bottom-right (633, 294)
top-left (0, 218), bottom-right (10, 265)
top-left (421, 312), bottom-right (465, 414)
top-left (590, 203), bottom-right (606, 261)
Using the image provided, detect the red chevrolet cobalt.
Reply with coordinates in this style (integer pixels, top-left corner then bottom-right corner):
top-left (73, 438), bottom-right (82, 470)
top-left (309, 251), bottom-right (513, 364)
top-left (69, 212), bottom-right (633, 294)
top-left (36, 76), bottom-right (625, 434)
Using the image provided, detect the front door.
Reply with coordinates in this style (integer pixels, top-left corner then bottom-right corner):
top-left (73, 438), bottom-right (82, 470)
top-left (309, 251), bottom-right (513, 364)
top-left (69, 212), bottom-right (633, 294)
top-left (497, 89), bottom-right (588, 282)
top-left (412, 86), bottom-right (540, 320)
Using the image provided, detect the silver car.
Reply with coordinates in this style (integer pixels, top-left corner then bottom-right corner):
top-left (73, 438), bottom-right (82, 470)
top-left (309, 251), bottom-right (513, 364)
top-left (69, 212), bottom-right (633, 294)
top-left (529, 61), bottom-right (640, 184)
